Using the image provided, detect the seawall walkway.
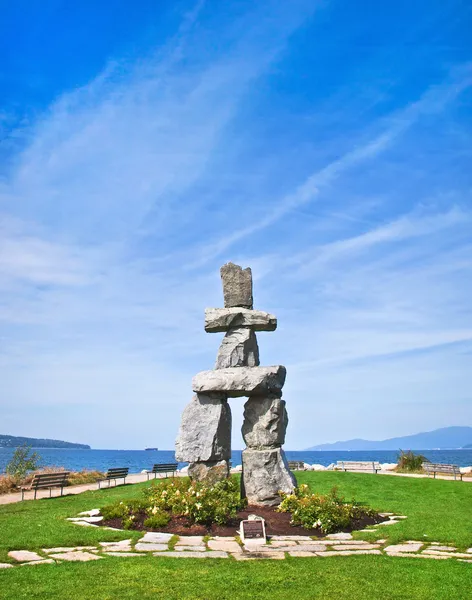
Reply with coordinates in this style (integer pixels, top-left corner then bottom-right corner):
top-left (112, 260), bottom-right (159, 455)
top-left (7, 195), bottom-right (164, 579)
top-left (0, 469), bottom-right (470, 506)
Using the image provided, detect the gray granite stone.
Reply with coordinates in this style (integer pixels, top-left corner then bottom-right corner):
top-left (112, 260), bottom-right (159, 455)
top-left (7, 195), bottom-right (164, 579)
top-left (205, 308), bottom-right (276, 333)
top-left (175, 393), bottom-right (231, 462)
top-left (188, 459), bottom-right (230, 484)
top-left (242, 396), bottom-right (288, 448)
top-left (192, 366), bottom-right (286, 398)
top-left (220, 263), bottom-right (253, 309)
top-left (241, 447), bottom-right (296, 506)
top-left (216, 328), bottom-right (259, 369)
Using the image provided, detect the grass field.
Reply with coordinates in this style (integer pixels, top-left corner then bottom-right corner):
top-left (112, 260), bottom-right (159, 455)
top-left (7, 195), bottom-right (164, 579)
top-left (0, 472), bottom-right (471, 599)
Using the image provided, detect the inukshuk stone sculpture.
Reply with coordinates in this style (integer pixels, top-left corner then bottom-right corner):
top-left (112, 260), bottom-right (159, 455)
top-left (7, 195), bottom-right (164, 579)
top-left (175, 263), bottom-right (296, 506)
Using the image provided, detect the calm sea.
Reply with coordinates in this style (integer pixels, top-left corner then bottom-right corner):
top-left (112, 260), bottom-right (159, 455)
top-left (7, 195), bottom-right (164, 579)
top-left (1, 448), bottom-right (471, 474)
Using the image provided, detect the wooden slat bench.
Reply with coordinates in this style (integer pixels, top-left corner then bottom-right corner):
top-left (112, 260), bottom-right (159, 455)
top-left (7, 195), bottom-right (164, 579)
top-left (147, 463), bottom-right (178, 480)
top-left (98, 467), bottom-right (129, 488)
top-left (21, 471), bottom-right (70, 500)
top-left (422, 462), bottom-right (463, 481)
top-left (288, 461), bottom-right (305, 471)
top-left (337, 461), bottom-right (381, 473)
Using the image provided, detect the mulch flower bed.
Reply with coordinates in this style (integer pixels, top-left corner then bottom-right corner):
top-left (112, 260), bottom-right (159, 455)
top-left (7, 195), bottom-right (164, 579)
top-left (102, 505), bottom-right (383, 537)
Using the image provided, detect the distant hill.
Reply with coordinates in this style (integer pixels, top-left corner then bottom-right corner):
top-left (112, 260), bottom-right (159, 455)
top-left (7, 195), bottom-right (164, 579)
top-left (306, 426), bottom-right (472, 451)
top-left (463, 443), bottom-right (472, 449)
top-left (0, 435), bottom-right (90, 449)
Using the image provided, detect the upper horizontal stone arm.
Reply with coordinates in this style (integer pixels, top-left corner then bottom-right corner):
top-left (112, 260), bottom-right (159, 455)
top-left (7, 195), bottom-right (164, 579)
top-left (204, 308), bottom-right (277, 333)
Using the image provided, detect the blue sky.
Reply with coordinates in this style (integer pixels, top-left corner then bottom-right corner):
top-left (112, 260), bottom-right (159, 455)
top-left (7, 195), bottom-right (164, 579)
top-left (1, 0), bottom-right (471, 450)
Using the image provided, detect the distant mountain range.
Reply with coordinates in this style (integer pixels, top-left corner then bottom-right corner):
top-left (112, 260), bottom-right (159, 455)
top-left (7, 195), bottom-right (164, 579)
top-left (0, 434), bottom-right (90, 449)
top-left (306, 426), bottom-right (472, 451)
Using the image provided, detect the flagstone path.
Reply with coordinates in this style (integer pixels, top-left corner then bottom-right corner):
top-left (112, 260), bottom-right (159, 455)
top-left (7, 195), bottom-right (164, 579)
top-left (1, 512), bottom-right (471, 568)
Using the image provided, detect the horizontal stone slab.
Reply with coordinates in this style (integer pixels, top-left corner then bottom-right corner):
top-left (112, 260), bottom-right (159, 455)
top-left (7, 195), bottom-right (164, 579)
top-left (205, 308), bottom-right (277, 333)
top-left (192, 366), bottom-right (286, 397)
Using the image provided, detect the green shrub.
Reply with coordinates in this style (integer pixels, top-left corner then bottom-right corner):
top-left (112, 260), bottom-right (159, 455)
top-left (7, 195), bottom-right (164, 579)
top-left (277, 485), bottom-right (375, 533)
top-left (144, 476), bottom-right (246, 526)
top-left (143, 511), bottom-right (171, 529)
top-left (5, 445), bottom-right (41, 483)
top-left (100, 476), bottom-right (246, 530)
top-left (397, 450), bottom-right (428, 472)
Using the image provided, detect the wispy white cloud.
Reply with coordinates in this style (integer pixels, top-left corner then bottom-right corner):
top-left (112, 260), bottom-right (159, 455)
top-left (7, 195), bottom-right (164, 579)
top-left (1, 2), bottom-right (471, 448)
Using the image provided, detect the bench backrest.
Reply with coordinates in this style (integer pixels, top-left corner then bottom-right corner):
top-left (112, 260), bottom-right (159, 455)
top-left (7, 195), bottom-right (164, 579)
top-left (337, 461), bottom-right (381, 471)
top-left (288, 461), bottom-right (305, 470)
top-left (31, 472), bottom-right (70, 489)
top-left (151, 463), bottom-right (178, 473)
top-left (105, 467), bottom-right (129, 478)
top-left (422, 463), bottom-right (460, 474)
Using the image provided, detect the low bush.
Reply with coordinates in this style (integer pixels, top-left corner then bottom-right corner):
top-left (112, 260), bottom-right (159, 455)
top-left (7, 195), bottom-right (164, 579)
top-left (277, 485), bottom-right (376, 533)
top-left (5, 445), bottom-right (41, 483)
top-left (143, 511), bottom-right (171, 529)
top-left (100, 477), bottom-right (246, 530)
top-left (68, 470), bottom-right (105, 485)
top-left (397, 450), bottom-right (428, 472)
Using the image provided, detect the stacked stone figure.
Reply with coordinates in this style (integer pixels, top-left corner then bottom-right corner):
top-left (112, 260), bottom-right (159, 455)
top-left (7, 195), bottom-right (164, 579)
top-left (175, 263), bottom-right (296, 506)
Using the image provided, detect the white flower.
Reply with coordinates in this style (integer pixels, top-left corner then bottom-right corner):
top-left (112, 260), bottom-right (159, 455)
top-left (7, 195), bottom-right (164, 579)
top-left (195, 503), bottom-right (202, 510)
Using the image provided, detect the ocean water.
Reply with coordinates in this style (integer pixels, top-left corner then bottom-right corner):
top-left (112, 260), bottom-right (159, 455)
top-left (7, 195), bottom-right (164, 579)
top-left (1, 448), bottom-right (471, 474)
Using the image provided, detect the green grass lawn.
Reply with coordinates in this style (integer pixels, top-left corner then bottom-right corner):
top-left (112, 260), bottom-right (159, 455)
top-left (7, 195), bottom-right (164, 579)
top-left (1, 554), bottom-right (470, 600)
top-left (0, 472), bottom-right (471, 599)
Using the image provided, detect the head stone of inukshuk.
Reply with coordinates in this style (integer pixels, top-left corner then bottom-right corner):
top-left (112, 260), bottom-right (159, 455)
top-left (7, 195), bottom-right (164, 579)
top-left (175, 262), bottom-right (296, 506)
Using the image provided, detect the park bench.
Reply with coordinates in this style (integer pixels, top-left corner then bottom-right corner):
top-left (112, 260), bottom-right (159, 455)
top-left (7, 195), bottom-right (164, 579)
top-left (422, 462), bottom-right (463, 481)
top-left (98, 467), bottom-right (129, 488)
top-left (147, 463), bottom-right (178, 480)
top-left (21, 471), bottom-right (70, 500)
top-left (288, 461), bottom-right (305, 471)
top-left (336, 461), bottom-right (381, 473)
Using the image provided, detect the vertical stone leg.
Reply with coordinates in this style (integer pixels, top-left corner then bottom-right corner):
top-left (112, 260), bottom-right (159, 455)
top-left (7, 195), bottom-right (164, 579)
top-left (241, 396), bottom-right (295, 506)
top-left (175, 392), bottom-right (231, 484)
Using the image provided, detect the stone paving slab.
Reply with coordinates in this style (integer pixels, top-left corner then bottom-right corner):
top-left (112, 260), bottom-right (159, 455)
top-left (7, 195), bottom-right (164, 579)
top-left (386, 552), bottom-right (450, 560)
top-left (48, 551), bottom-right (102, 562)
top-left (174, 546), bottom-right (206, 552)
top-left (384, 544), bottom-right (423, 553)
top-left (141, 532), bottom-right (173, 543)
top-left (8, 551), bottom-right (43, 562)
top-left (154, 551), bottom-right (228, 559)
top-left (20, 559), bottom-right (55, 566)
top-left (325, 533), bottom-right (353, 540)
top-left (288, 551), bottom-right (317, 557)
top-left (207, 540), bottom-right (242, 552)
top-left (135, 543), bottom-right (169, 552)
top-left (428, 545), bottom-right (457, 552)
top-left (175, 536), bottom-right (204, 546)
top-left (0, 563), bottom-right (13, 569)
top-left (235, 551), bottom-right (286, 560)
top-left (317, 550), bottom-right (382, 557)
top-left (269, 540), bottom-right (298, 547)
top-left (78, 509), bottom-right (100, 517)
top-left (99, 540), bottom-right (132, 550)
top-left (287, 545), bottom-right (328, 552)
top-left (269, 535), bottom-right (313, 541)
top-left (44, 546), bottom-right (97, 553)
top-left (104, 552), bottom-right (146, 557)
top-left (422, 550), bottom-right (472, 559)
top-left (330, 544), bottom-right (380, 551)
